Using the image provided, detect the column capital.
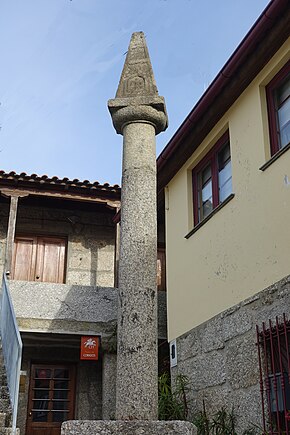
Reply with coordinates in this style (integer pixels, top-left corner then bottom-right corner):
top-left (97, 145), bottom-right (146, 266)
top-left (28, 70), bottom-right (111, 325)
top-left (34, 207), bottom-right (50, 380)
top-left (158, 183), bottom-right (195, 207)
top-left (108, 96), bottom-right (167, 135)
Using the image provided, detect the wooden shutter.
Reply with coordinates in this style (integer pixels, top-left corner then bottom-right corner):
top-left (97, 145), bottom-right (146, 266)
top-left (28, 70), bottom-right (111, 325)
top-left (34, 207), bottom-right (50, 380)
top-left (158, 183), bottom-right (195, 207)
top-left (11, 236), bottom-right (66, 284)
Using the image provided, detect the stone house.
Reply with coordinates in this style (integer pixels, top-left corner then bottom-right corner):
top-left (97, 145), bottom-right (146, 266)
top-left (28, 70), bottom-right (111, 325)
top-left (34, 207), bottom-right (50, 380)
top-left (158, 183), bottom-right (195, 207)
top-left (157, 0), bottom-right (290, 432)
top-left (0, 170), bottom-right (167, 434)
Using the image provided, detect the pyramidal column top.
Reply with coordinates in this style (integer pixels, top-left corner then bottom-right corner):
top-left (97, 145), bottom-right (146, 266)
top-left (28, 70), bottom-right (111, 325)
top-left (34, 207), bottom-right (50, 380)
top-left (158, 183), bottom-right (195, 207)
top-left (108, 32), bottom-right (168, 135)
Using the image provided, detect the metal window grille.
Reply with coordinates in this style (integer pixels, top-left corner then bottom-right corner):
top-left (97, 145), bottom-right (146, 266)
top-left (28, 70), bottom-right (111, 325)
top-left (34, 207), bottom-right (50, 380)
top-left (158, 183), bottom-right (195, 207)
top-left (256, 314), bottom-right (290, 434)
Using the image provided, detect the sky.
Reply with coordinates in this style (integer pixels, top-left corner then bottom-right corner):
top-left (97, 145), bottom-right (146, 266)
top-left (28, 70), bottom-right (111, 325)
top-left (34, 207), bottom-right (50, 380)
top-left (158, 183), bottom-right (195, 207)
top-left (0, 0), bottom-right (269, 185)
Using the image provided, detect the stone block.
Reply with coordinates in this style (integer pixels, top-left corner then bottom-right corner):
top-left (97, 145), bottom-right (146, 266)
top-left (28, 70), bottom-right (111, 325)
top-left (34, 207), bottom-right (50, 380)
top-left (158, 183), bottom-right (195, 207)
top-left (189, 352), bottom-right (226, 390)
top-left (201, 317), bottom-right (224, 353)
top-left (178, 330), bottom-right (200, 361)
top-left (222, 307), bottom-right (252, 341)
top-left (228, 385), bottom-right (263, 433)
top-left (96, 271), bottom-right (114, 287)
top-left (226, 332), bottom-right (259, 390)
top-left (66, 270), bottom-right (96, 286)
top-left (195, 385), bottom-right (232, 417)
top-left (61, 420), bottom-right (196, 434)
top-left (252, 294), bottom-right (290, 328)
top-left (68, 251), bottom-right (92, 270)
top-left (97, 250), bottom-right (115, 272)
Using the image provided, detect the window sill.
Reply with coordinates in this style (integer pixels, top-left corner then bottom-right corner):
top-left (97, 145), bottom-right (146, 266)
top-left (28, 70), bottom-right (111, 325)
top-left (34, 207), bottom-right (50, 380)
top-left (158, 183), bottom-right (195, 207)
top-left (259, 142), bottom-right (290, 171)
top-left (185, 193), bottom-right (235, 239)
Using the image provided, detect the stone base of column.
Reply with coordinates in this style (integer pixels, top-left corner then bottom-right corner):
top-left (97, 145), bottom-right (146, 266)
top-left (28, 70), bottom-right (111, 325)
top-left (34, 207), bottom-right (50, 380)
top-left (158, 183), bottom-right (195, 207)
top-left (61, 420), bottom-right (196, 434)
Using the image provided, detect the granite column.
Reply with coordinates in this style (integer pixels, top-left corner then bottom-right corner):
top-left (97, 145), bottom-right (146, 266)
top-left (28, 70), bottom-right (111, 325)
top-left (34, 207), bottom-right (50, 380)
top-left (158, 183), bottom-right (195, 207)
top-left (108, 32), bottom-right (168, 420)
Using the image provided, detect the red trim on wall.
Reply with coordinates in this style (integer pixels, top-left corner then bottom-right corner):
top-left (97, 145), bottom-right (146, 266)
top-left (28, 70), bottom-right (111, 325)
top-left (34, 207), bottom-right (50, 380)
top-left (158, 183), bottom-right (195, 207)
top-left (266, 60), bottom-right (290, 156)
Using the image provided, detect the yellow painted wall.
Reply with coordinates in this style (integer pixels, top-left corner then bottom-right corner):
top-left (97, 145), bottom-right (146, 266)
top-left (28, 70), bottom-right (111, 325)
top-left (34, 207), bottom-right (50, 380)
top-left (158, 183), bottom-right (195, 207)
top-left (166, 38), bottom-right (290, 341)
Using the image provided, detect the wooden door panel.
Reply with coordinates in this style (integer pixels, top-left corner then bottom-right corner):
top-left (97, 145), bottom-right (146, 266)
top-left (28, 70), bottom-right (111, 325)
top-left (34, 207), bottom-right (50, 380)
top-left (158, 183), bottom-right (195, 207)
top-left (11, 237), bottom-right (37, 281)
top-left (35, 238), bottom-right (66, 284)
top-left (12, 236), bottom-right (66, 284)
top-left (26, 364), bottom-right (76, 435)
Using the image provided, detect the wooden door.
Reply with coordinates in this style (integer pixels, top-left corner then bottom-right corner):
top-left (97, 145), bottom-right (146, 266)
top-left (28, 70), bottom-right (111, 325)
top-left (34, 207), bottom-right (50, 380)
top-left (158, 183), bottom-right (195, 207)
top-left (26, 364), bottom-right (76, 435)
top-left (11, 236), bottom-right (66, 283)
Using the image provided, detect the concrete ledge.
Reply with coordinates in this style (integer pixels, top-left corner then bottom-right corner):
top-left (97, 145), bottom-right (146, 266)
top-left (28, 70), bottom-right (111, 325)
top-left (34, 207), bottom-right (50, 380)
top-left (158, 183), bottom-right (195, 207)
top-left (61, 420), bottom-right (196, 434)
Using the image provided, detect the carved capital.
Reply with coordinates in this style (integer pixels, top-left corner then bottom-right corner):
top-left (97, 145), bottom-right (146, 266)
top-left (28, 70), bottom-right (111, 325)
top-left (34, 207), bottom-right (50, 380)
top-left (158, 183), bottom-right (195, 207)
top-left (108, 98), bottom-right (168, 135)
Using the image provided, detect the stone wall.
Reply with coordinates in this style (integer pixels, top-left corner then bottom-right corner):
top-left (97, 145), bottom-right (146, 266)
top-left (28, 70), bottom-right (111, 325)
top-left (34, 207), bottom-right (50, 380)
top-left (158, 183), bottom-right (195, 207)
top-left (9, 281), bottom-right (118, 337)
top-left (9, 281), bottom-right (167, 340)
top-left (172, 275), bottom-right (290, 433)
top-left (0, 202), bottom-right (116, 287)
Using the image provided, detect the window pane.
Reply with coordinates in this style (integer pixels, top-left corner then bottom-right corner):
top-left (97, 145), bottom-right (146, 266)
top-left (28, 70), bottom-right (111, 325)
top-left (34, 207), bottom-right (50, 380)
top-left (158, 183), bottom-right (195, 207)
top-left (54, 380), bottom-right (69, 389)
top-left (278, 98), bottom-right (290, 148)
top-left (35, 379), bottom-right (50, 389)
top-left (198, 165), bottom-right (213, 220)
top-left (218, 142), bottom-right (230, 170)
top-left (54, 369), bottom-right (69, 379)
top-left (276, 74), bottom-right (290, 106)
top-left (219, 161), bottom-right (232, 202)
top-left (32, 410), bottom-right (49, 422)
top-left (33, 399), bottom-right (49, 410)
top-left (53, 389), bottom-right (69, 400)
top-left (276, 73), bottom-right (290, 149)
top-left (53, 400), bottom-right (68, 410)
top-left (218, 143), bottom-right (232, 202)
top-left (35, 369), bottom-right (51, 379)
top-left (34, 389), bottom-right (50, 400)
top-left (52, 411), bottom-right (69, 422)
top-left (280, 122), bottom-right (290, 148)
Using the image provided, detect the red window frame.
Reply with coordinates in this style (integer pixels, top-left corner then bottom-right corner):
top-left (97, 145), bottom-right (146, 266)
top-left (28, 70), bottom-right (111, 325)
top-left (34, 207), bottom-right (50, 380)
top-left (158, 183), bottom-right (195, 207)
top-left (266, 60), bottom-right (290, 156)
top-left (192, 131), bottom-right (231, 226)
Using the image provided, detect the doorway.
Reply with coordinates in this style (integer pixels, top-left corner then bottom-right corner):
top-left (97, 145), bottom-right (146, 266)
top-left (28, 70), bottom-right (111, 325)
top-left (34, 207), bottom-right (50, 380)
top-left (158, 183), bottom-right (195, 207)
top-left (26, 364), bottom-right (76, 435)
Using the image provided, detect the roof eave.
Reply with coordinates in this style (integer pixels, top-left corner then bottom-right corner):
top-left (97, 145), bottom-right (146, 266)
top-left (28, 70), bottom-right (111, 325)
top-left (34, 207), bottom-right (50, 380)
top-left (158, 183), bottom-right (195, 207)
top-left (157, 0), bottom-right (290, 192)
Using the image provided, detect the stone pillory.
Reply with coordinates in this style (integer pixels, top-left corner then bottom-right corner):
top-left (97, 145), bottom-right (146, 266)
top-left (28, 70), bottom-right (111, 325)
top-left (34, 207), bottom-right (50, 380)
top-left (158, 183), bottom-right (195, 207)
top-left (62, 31), bottom-right (195, 435)
top-left (108, 31), bottom-right (168, 421)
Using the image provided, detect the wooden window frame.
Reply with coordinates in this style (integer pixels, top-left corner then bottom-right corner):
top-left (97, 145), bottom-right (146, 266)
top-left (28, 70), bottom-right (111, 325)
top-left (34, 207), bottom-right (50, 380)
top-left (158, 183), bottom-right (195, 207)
top-left (192, 131), bottom-right (231, 226)
top-left (26, 363), bottom-right (76, 431)
top-left (266, 60), bottom-right (290, 156)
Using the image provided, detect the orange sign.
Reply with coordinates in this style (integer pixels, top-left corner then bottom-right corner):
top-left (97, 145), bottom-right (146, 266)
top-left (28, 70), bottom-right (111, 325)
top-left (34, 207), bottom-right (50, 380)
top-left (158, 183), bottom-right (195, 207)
top-left (80, 336), bottom-right (99, 360)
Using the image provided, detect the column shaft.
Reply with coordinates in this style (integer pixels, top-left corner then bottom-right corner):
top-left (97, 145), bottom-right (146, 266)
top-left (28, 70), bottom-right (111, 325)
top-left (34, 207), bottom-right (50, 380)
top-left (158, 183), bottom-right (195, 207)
top-left (116, 122), bottom-right (158, 420)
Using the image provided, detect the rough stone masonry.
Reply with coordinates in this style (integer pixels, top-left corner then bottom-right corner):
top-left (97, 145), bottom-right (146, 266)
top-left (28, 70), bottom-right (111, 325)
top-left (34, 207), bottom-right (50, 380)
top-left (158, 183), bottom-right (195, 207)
top-left (62, 32), bottom-right (195, 434)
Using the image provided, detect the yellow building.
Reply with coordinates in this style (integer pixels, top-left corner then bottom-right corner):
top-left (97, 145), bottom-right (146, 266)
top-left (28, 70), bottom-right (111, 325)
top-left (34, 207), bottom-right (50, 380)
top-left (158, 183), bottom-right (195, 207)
top-left (157, 0), bottom-right (290, 432)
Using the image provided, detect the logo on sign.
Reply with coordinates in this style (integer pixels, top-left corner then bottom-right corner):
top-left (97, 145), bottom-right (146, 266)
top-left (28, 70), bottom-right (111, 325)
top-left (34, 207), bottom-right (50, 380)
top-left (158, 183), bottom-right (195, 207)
top-left (80, 336), bottom-right (99, 360)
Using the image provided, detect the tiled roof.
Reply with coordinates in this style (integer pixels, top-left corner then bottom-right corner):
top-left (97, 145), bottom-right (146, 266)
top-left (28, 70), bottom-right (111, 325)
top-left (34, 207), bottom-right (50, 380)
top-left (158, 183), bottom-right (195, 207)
top-left (0, 170), bottom-right (120, 196)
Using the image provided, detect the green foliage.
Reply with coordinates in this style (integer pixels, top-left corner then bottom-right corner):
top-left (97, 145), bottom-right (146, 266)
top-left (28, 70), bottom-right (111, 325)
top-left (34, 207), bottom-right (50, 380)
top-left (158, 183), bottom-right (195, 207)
top-left (158, 372), bottom-right (190, 420)
top-left (192, 403), bottom-right (237, 435)
top-left (158, 373), bottom-right (265, 435)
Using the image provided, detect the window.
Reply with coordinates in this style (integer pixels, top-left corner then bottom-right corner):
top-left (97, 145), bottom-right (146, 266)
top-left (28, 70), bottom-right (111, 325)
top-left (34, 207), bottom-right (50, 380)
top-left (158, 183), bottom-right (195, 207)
top-left (256, 315), bottom-right (290, 434)
top-left (266, 60), bottom-right (290, 156)
top-left (192, 131), bottom-right (232, 225)
top-left (11, 235), bottom-right (66, 283)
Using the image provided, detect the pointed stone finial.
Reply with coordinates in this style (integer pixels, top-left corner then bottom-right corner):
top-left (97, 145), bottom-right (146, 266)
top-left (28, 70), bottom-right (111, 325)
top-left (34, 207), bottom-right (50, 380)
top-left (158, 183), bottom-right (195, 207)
top-left (115, 32), bottom-right (159, 98)
top-left (108, 32), bottom-right (168, 135)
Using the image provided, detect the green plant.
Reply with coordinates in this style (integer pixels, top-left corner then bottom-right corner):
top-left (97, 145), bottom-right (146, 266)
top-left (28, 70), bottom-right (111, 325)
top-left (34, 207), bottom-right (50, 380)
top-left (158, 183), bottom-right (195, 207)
top-left (193, 402), bottom-right (237, 435)
top-left (158, 372), bottom-right (190, 420)
top-left (192, 401), bottom-right (210, 435)
top-left (210, 407), bottom-right (236, 434)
